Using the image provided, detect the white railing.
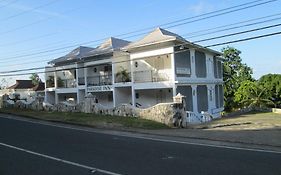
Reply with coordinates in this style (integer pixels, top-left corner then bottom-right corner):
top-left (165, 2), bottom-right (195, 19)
top-left (186, 111), bottom-right (213, 124)
top-left (133, 70), bottom-right (171, 83)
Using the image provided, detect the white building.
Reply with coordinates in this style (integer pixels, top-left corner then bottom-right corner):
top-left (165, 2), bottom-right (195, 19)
top-left (45, 28), bottom-right (224, 119)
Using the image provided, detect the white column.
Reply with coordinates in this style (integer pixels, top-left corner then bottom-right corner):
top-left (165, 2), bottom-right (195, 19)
top-left (54, 69), bottom-right (58, 88)
top-left (111, 62), bottom-right (115, 84)
top-left (191, 85), bottom-right (198, 113)
top-left (55, 93), bottom-right (58, 104)
top-left (75, 63), bottom-right (79, 87)
top-left (84, 66), bottom-right (88, 94)
top-left (207, 84), bottom-right (215, 114)
top-left (190, 49), bottom-right (196, 79)
top-left (171, 52), bottom-right (176, 82)
top-left (131, 86), bottom-right (136, 107)
top-left (113, 88), bottom-right (116, 107)
top-left (77, 91), bottom-right (80, 104)
top-left (130, 59), bottom-right (134, 83)
top-left (171, 51), bottom-right (177, 97)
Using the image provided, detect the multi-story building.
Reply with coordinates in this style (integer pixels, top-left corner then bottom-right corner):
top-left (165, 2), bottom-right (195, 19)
top-left (45, 28), bottom-right (224, 119)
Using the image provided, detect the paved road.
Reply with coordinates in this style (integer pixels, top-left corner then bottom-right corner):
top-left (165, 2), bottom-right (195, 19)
top-left (0, 114), bottom-right (280, 175)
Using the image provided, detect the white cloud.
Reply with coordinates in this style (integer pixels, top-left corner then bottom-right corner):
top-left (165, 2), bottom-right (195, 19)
top-left (188, 1), bottom-right (214, 14)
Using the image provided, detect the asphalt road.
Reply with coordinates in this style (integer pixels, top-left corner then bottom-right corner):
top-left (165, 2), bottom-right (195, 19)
top-left (0, 114), bottom-right (280, 175)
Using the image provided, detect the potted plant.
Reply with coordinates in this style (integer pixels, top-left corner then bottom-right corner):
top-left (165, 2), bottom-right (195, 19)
top-left (116, 67), bottom-right (131, 83)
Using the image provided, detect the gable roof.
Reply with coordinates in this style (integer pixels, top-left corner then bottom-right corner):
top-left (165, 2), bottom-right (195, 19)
top-left (49, 46), bottom-right (95, 65)
top-left (124, 27), bottom-right (186, 50)
top-left (84, 37), bottom-right (130, 58)
top-left (7, 80), bottom-right (45, 91)
top-left (8, 80), bottom-right (34, 89)
top-left (124, 27), bottom-right (222, 55)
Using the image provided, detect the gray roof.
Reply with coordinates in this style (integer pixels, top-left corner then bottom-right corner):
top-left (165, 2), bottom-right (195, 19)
top-left (124, 27), bottom-right (187, 50)
top-left (49, 46), bottom-right (95, 65)
top-left (83, 37), bottom-right (130, 58)
top-left (124, 27), bottom-right (221, 55)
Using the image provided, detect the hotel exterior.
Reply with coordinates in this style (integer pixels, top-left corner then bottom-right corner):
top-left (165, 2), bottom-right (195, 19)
top-left (45, 28), bottom-right (224, 121)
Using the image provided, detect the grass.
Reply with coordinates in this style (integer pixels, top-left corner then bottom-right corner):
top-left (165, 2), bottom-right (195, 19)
top-left (198, 112), bottom-right (281, 130)
top-left (0, 108), bottom-right (169, 130)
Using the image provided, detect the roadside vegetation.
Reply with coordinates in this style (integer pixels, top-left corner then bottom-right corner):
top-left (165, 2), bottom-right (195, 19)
top-left (222, 46), bottom-right (281, 112)
top-left (0, 108), bottom-right (169, 129)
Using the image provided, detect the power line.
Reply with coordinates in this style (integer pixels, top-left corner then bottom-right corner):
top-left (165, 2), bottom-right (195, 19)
top-left (2, 11), bottom-right (281, 64)
top-left (193, 23), bottom-right (281, 43)
top-left (1, 30), bottom-right (281, 76)
top-left (0, 32), bottom-right (58, 47)
top-left (0, 0), bottom-right (276, 61)
top-left (0, 0), bottom-right (59, 22)
top-left (183, 13), bottom-right (281, 38)
top-left (0, 19), bottom-right (280, 67)
top-left (0, 5), bottom-right (85, 37)
top-left (0, 0), bottom-right (18, 10)
top-left (205, 31), bottom-right (281, 47)
top-left (108, 0), bottom-right (268, 37)
top-left (183, 12), bottom-right (281, 37)
top-left (164, 0), bottom-right (278, 29)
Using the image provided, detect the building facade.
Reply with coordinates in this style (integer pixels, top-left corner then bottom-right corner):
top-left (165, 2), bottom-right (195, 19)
top-left (45, 28), bottom-right (224, 120)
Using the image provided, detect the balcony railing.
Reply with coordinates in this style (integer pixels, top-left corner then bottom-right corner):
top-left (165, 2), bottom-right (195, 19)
top-left (133, 70), bottom-right (171, 83)
top-left (115, 72), bottom-right (131, 83)
top-left (57, 79), bottom-right (76, 88)
top-left (87, 75), bottom-right (112, 86)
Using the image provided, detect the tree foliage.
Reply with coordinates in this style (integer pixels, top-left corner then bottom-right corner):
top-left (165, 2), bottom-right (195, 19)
top-left (234, 80), bottom-right (274, 108)
top-left (258, 74), bottom-right (281, 107)
top-left (222, 46), bottom-right (253, 111)
top-left (29, 73), bottom-right (41, 86)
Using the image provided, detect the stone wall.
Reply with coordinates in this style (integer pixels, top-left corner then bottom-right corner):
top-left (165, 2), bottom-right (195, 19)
top-left (1, 93), bottom-right (187, 127)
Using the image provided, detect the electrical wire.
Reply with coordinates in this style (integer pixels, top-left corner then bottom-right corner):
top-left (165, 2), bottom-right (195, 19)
top-left (0, 0), bottom-right (276, 61)
top-left (0, 21), bottom-right (280, 68)
top-left (0, 0), bottom-right (59, 22)
top-left (1, 30), bottom-right (281, 77)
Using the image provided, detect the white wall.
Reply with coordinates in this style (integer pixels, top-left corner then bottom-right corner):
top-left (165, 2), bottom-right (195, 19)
top-left (91, 91), bottom-right (113, 107)
top-left (115, 87), bottom-right (132, 106)
top-left (135, 89), bottom-right (173, 108)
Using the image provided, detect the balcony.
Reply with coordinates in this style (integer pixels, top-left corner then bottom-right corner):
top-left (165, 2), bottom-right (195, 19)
top-left (87, 75), bottom-right (112, 86)
top-left (115, 72), bottom-right (131, 83)
top-left (46, 76), bottom-right (55, 88)
top-left (133, 70), bottom-right (171, 83)
top-left (57, 79), bottom-right (76, 88)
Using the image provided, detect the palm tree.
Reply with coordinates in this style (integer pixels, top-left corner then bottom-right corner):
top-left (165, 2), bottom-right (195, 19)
top-left (116, 67), bottom-right (131, 82)
top-left (29, 73), bottom-right (41, 86)
top-left (241, 86), bottom-right (275, 108)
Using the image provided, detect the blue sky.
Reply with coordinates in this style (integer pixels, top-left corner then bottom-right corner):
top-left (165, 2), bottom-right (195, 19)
top-left (0, 0), bottom-right (280, 85)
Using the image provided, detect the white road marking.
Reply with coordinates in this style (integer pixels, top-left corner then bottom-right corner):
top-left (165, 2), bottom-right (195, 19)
top-left (0, 142), bottom-right (122, 175)
top-left (1, 114), bottom-right (281, 155)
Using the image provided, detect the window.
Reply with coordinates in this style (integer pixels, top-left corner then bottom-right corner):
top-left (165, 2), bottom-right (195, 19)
top-left (174, 50), bottom-right (191, 77)
top-left (135, 93), bottom-right (139, 99)
top-left (197, 85), bottom-right (208, 112)
top-left (215, 85), bottom-right (224, 108)
top-left (195, 51), bottom-right (206, 78)
top-left (108, 93), bottom-right (113, 101)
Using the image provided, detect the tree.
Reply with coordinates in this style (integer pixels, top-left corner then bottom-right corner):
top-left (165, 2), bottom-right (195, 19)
top-left (29, 73), bottom-right (41, 86)
top-left (234, 80), bottom-right (274, 108)
top-left (258, 74), bottom-right (281, 108)
top-left (222, 46), bottom-right (254, 111)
